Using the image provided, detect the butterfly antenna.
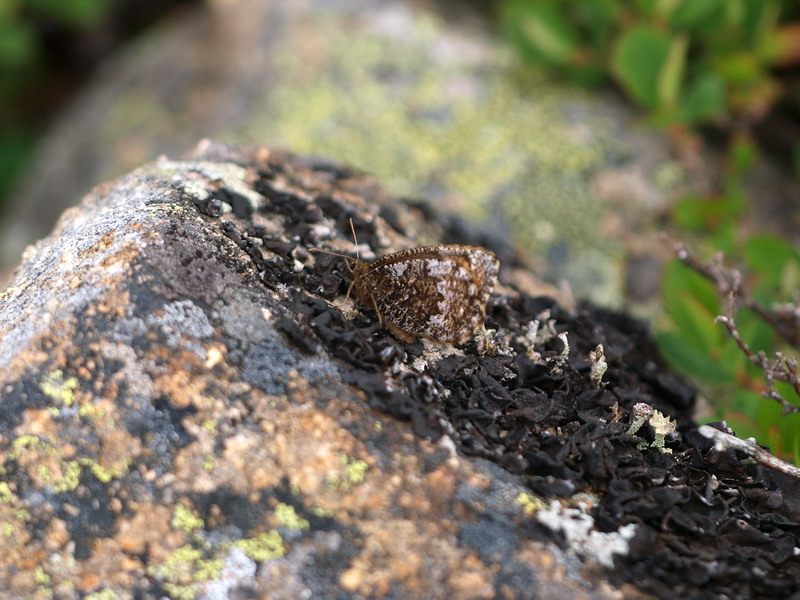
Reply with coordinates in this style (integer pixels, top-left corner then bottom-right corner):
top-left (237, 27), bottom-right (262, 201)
top-left (349, 218), bottom-right (360, 259)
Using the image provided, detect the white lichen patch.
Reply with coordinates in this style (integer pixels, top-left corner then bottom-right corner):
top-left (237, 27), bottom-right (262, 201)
top-left (535, 500), bottom-right (637, 569)
top-left (156, 156), bottom-right (265, 212)
top-left (589, 344), bottom-right (607, 388)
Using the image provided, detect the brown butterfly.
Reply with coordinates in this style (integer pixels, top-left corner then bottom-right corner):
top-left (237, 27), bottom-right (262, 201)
top-left (313, 235), bottom-right (499, 344)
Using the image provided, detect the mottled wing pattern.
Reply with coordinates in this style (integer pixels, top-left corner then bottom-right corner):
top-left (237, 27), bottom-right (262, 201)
top-left (354, 245), bottom-right (499, 343)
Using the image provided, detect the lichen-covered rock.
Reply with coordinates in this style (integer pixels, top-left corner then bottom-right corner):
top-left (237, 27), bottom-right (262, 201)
top-left (1, 141), bottom-right (798, 600)
top-left (1, 0), bottom-right (708, 310)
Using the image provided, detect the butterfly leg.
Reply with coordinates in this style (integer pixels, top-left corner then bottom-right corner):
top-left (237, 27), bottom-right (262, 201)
top-left (369, 293), bottom-right (383, 326)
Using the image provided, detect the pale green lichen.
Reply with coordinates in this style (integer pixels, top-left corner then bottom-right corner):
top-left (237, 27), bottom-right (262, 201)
top-left (339, 454), bottom-right (369, 485)
top-left (312, 506), bottom-right (334, 518)
top-left (11, 435), bottom-right (56, 458)
top-left (34, 566), bottom-right (50, 585)
top-left (41, 370), bottom-right (79, 406)
top-left (78, 402), bottom-right (106, 419)
top-left (49, 457), bottom-right (130, 492)
top-left (52, 460), bottom-right (82, 493)
top-left (148, 544), bottom-right (224, 600)
top-left (648, 411), bottom-right (677, 453)
top-left (589, 344), bottom-right (607, 388)
top-left (172, 504), bottom-right (205, 534)
top-left (628, 403), bottom-right (676, 453)
top-left (328, 454), bottom-right (369, 491)
top-left (233, 530), bottom-right (285, 562)
top-left (202, 454), bottom-right (215, 472)
top-left (275, 503), bottom-right (309, 531)
top-left (516, 492), bottom-right (547, 515)
top-left (0, 482), bottom-right (12, 502)
top-left (80, 457), bottom-right (131, 483)
top-left (202, 419), bottom-right (217, 433)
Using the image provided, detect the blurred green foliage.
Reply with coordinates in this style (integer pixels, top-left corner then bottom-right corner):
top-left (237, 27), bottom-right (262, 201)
top-left (0, 0), bottom-right (111, 72)
top-left (501, 0), bottom-right (799, 128)
top-left (502, 0), bottom-right (800, 459)
top-left (657, 238), bottom-right (800, 462)
top-left (0, 0), bottom-right (113, 202)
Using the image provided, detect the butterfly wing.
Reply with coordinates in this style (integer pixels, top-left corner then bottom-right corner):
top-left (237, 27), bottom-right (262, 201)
top-left (355, 246), bottom-right (499, 343)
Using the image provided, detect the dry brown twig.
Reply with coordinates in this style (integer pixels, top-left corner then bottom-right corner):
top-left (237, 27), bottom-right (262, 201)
top-left (698, 425), bottom-right (800, 478)
top-left (665, 237), bottom-right (800, 415)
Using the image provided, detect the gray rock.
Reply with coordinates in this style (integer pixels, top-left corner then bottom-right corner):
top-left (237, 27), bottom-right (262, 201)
top-left (0, 142), bottom-right (621, 599)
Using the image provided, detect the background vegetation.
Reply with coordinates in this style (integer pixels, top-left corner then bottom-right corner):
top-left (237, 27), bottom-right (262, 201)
top-left (0, 0), bottom-right (194, 203)
top-left (502, 0), bottom-right (800, 461)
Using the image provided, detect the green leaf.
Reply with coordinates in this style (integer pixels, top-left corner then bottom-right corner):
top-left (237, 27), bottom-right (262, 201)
top-left (656, 331), bottom-right (733, 382)
top-left (634, 0), bottom-right (662, 18)
top-left (0, 127), bottom-right (36, 200)
top-left (0, 0), bottom-right (23, 21)
top-left (729, 389), bottom-right (764, 418)
top-left (658, 34), bottom-right (688, 109)
top-left (613, 26), bottom-right (673, 109)
top-left (729, 134), bottom-right (758, 175)
top-left (721, 408), bottom-right (762, 440)
top-left (669, 0), bottom-right (726, 29)
top-left (663, 259), bottom-right (720, 317)
top-left (0, 19), bottom-right (37, 70)
top-left (734, 309), bottom-right (776, 377)
top-left (718, 333), bottom-right (750, 377)
top-left (27, 0), bottom-right (111, 29)
top-left (682, 74), bottom-right (727, 124)
top-left (758, 402), bottom-right (787, 457)
top-left (744, 234), bottom-right (800, 291)
top-left (505, 2), bottom-right (579, 67)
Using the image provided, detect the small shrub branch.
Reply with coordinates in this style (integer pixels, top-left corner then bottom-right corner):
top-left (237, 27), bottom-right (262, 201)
top-left (668, 238), bottom-right (800, 415)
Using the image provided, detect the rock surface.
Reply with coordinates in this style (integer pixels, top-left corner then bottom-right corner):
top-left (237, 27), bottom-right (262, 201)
top-left (1, 0), bottom-right (703, 310)
top-left (1, 142), bottom-right (799, 600)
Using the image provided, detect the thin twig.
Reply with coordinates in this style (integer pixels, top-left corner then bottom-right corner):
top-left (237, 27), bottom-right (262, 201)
top-left (665, 237), bottom-right (800, 414)
top-left (698, 425), bottom-right (800, 479)
top-left (668, 237), bottom-right (799, 347)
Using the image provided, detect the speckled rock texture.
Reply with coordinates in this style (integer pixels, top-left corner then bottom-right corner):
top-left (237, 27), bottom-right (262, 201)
top-left (1, 142), bottom-right (799, 600)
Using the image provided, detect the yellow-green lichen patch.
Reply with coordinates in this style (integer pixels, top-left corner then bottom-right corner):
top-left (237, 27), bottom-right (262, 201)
top-left (78, 456), bottom-right (131, 484)
top-left (312, 506), bottom-right (334, 518)
top-left (274, 502), bottom-right (309, 531)
top-left (11, 433), bottom-right (131, 492)
top-left (52, 460), bottom-right (82, 493)
top-left (34, 565), bottom-right (50, 585)
top-left (2, 521), bottom-right (15, 538)
top-left (77, 402), bottom-right (107, 420)
top-left (342, 455), bottom-right (368, 486)
top-left (147, 544), bottom-right (224, 600)
top-left (325, 454), bottom-right (370, 492)
top-left (172, 504), bottom-right (205, 534)
top-left (11, 434), bottom-right (56, 459)
top-left (0, 481), bottom-right (14, 503)
top-left (233, 530), bottom-right (285, 562)
top-left (202, 454), bottom-right (215, 472)
top-left (516, 492), bottom-right (547, 516)
top-left (40, 370), bottom-right (79, 406)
